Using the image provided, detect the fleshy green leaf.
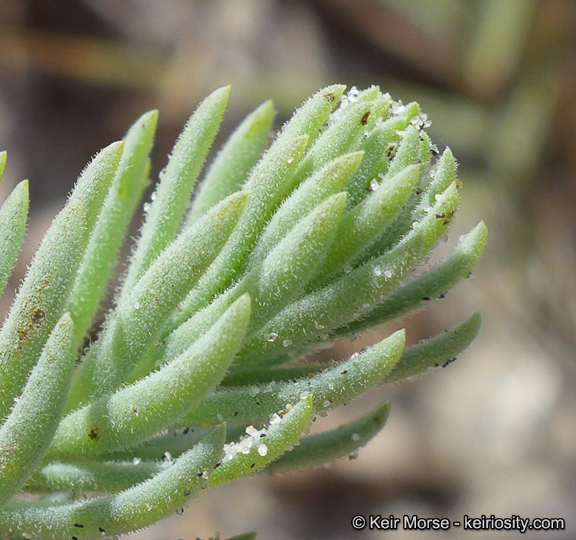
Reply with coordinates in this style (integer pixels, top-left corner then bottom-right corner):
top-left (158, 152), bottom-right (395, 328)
top-left (161, 191), bottom-right (348, 363)
top-left (181, 330), bottom-right (404, 427)
top-left (344, 103), bottom-right (421, 207)
top-left (247, 151), bottom-right (364, 266)
top-left (0, 202), bottom-right (86, 424)
top-left (188, 100), bottom-right (275, 222)
top-left (0, 141), bottom-right (123, 423)
top-left (383, 311), bottom-right (483, 383)
top-left (50, 294), bottom-right (251, 457)
top-left (172, 84), bottom-right (347, 328)
top-left (26, 460), bottom-right (170, 494)
top-left (265, 84), bottom-right (346, 150)
top-left (386, 125), bottom-right (423, 178)
top-left (265, 402), bottom-right (390, 474)
top-left (68, 191), bottom-right (249, 405)
top-left (0, 426), bottom-right (225, 539)
top-left (290, 88), bottom-right (388, 183)
top-left (67, 110), bottom-right (158, 340)
top-left (221, 365), bottom-right (323, 388)
top-left (248, 192), bottom-right (348, 327)
top-left (208, 395), bottom-right (314, 486)
top-left (96, 425), bottom-right (217, 464)
top-left (239, 183), bottom-right (459, 362)
top-left (310, 163), bottom-right (421, 287)
top-left (122, 86), bottom-right (231, 290)
top-left (222, 312), bottom-right (482, 389)
top-left (169, 134), bottom-right (310, 330)
top-left (0, 313), bottom-right (76, 507)
top-left (340, 221), bottom-right (488, 337)
top-left (0, 180), bottom-right (29, 298)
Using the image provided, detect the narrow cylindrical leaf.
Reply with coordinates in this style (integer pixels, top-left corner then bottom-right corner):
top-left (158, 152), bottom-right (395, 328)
top-left (0, 202), bottom-right (87, 424)
top-left (248, 152), bottom-right (363, 265)
top-left (0, 313), bottom-right (76, 506)
top-left (208, 395), bottom-right (314, 486)
top-left (160, 192), bottom-right (348, 367)
top-left (344, 103), bottom-right (421, 207)
top-left (68, 191), bottom-right (248, 405)
top-left (67, 110), bottom-right (158, 339)
top-left (182, 330), bottom-right (405, 427)
top-left (342, 126), bottom-right (389, 209)
top-left (386, 125), bottom-right (423, 178)
top-left (97, 425), bottom-right (214, 463)
top-left (170, 85), bottom-right (346, 327)
top-left (169, 134), bottom-right (310, 329)
top-left (361, 126), bottom-right (440, 261)
top-left (240, 184), bottom-right (458, 361)
top-left (415, 147), bottom-right (458, 219)
top-left (293, 90), bottom-right (390, 183)
top-left (221, 365), bottom-right (324, 388)
top-left (27, 460), bottom-right (171, 494)
top-left (340, 221), bottom-right (488, 337)
top-left (66, 141), bottom-right (125, 235)
top-left (250, 192), bottom-right (347, 326)
top-left (123, 86), bottom-right (231, 290)
top-left (266, 84), bottom-right (345, 150)
top-left (383, 312), bottom-right (482, 383)
top-left (0, 139), bottom-right (124, 422)
top-left (120, 191), bottom-right (249, 353)
top-left (0, 426), bottom-right (225, 539)
top-left (50, 295), bottom-right (251, 457)
top-left (265, 402), bottom-right (389, 474)
top-left (188, 100), bottom-right (274, 222)
top-left (0, 180), bottom-right (29, 298)
top-left (310, 164), bottom-right (421, 287)
top-left (109, 425), bottom-right (254, 466)
top-left (225, 311), bottom-right (481, 390)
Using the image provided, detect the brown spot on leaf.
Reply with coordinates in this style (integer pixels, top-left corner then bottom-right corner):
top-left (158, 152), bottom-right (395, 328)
top-left (16, 308), bottom-right (47, 348)
top-left (31, 308), bottom-right (46, 325)
top-left (88, 425), bottom-right (100, 441)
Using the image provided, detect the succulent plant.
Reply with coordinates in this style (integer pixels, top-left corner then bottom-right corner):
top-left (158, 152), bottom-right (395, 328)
top-left (0, 84), bottom-right (486, 539)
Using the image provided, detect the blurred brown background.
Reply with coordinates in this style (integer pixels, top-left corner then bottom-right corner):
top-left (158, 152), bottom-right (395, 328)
top-left (1, 1), bottom-right (576, 538)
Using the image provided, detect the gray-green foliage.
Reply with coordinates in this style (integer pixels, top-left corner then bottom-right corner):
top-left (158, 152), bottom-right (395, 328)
top-left (0, 85), bottom-right (486, 539)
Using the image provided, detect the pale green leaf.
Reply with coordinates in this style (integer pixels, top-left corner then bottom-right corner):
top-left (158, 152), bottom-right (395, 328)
top-left (181, 330), bottom-right (404, 427)
top-left (265, 402), bottom-right (390, 474)
top-left (67, 191), bottom-right (248, 405)
top-left (50, 294), bottom-right (251, 457)
top-left (0, 426), bottom-right (225, 539)
top-left (0, 313), bottom-right (76, 507)
top-left (208, 395), bottom-right (314, 486)
top-left (188, 100), bottom-right (274, 222)
top-left (123, 86), bottom-right (231, 290)
top-left (67, 110), bottom-right (158, 340)
top-left (0, 180), bottom-right (29, 298)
